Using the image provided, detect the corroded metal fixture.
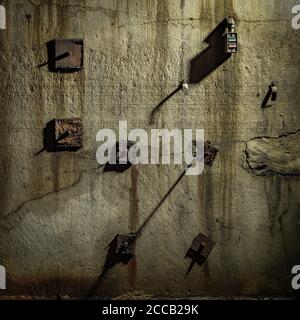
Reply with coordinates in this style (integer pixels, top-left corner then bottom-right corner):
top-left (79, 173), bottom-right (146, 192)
top-left (103, 141), bottom-right (135, 173)
top-left (54, 118), bottom-right (83, 151)
top-left (51, 39), bottom-right (83, 72)
top-left (115, 234), bottom-right (136, 256)
top-left (192, 140), bottom-right (219, 166)
top-left (270, 81), bottom-right (278, 101)
top-left (185, 233), bottom-right (216, 274)
top-left (204, 141), bottom-right (219, 166)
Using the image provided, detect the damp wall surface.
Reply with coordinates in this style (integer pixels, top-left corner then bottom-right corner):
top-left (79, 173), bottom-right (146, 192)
top-left (0, 0), bottom-right (299, 298)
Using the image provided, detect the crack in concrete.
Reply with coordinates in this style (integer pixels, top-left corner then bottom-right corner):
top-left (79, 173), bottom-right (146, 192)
top-left (0, 166), bottom-right (102, 226)
top-left (245, 129), bottom-right (300, 144)
top-left (277, 182), bottom-right (292, 234)
top-left (1, 174), bottom-right (82, 224)
top-left (278, 208), bottom-right (289, 233)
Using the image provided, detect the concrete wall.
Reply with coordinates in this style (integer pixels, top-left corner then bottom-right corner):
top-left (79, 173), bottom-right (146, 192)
top-left (0, 0), bottom-right (299, 298)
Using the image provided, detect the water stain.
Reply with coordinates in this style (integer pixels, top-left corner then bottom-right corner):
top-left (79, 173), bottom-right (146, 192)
top-left (129, 165), bottom-right (139, 231)
top-left (264, 176), bottom-right (291, 236)
top-left (128, 165), bottom-right (139, 288)
top-left (180, 0), bottom-right (185, 10)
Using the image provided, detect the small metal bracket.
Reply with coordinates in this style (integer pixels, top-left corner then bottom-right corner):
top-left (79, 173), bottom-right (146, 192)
top-left (48, 39), bottom-right (83, 72)
top-left (116, 234), bottom-right (136, 256)
top-left (185, 233), bottom-right (215, 274)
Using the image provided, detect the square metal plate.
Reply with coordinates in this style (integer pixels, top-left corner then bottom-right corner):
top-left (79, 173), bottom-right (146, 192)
top-left (189, 233), bottom-right (215, 259)
top-left (54, 39), bottom-right (83, 71)
top-left (54, 118), bottom-right (83, 151)
top-left (185, 232), bottom-right (215, 273)
top-left (116, 234), bottom-right (136, 255)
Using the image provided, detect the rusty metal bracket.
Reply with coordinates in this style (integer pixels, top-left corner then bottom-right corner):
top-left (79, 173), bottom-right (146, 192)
top-left (54, 118), bottom-right (83, 151)
top-left (87, 233), bottom-right (136, 297)
top-left (40, 39), bottom-right (84, 72)
top-left (204, 141), bottom-right (219, 166)
top-left (54, 39), bottom-right (83, 71)
top-left (185, 233), bottom-right (215, 274)
top-left (115, 234), bottom-right (136, 256)
top-left (192, 140), bottom-right (219, 166)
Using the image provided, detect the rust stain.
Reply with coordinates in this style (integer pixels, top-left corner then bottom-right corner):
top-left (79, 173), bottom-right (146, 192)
top-left (127, 257), bottom-right (137, 289)
top-left (128, 165), bottom-right (139, 289)
top-left (129, 165), bottom-right (139, 232)
top-left (204, 141), bottom-right (219, 166)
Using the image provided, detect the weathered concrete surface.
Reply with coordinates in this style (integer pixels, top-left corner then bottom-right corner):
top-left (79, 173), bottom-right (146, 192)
top-left (245, 130), bottom-right (300, 175)
top-left (0, 0), bottom-right (299, 298)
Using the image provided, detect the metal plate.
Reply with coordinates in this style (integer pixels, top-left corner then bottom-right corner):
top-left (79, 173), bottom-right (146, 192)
top-left (54, 39), bottom-right (83, 71)
top-left (189, 233), bottom-right (215, 259)
top-left (54, 118), bottom-right (83, 150)
top-left (116, 234), bottom-right (136, 255)
top-left (185, 233), bottom-right (215, 273)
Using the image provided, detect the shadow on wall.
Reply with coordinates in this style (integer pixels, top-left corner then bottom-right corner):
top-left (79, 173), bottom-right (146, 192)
top-left (87, 143), bottom-right (220, 296)
top-left (150, 83), bottom-right (183, 123)
top-left (150, 18), bottom-right (232, 122)
top-left (37, 40), bottom-right (68, 71)
top-left (189, 18), bottom-right (231, 84)
top-left (185, 243), bottom-right (206, 275)
top-left (35, 120), bottom-right (59, 154)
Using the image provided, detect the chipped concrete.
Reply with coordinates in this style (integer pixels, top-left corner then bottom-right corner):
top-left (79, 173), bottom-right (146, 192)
top-left (245, 130), bottom-right (300, 176)
top-left (0, 0), bottom-right (300, 298)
